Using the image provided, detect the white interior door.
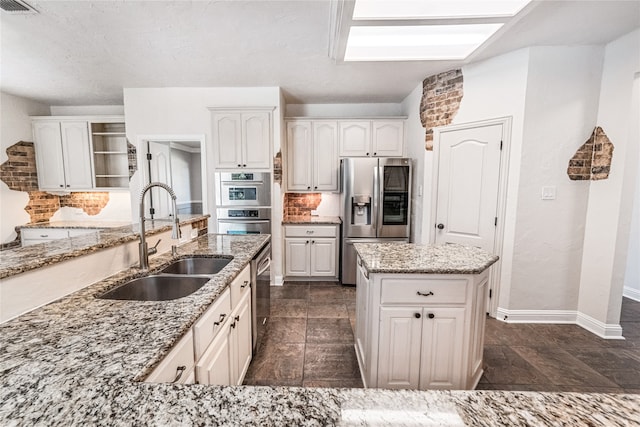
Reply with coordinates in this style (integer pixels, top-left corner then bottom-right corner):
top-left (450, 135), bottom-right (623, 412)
top-left (147, 141), bottom-right (172, 219)
top-left (434, 123), bottom-right (503, 251)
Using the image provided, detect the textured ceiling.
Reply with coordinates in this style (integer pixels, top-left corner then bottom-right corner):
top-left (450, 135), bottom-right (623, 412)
top-left (1, 0), bottom-right (638, 106)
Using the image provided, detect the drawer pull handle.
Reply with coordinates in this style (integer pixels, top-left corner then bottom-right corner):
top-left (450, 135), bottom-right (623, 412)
top-left (172, 365), bottom-right (186, 383)
top-left (306, 230), bottom-right (314, 234)
top-left (214, 313), bottom-right (226, 326)
top-left (241, 280), bottom-right (249, 289)
top-left (428, 313), bottom-right (435, 319)
top-left (417, 291), bottom-right (434, 297)
top-left (40, 234), bottom-right (49, 238)
top-left (234, 315), bottom-right (240, 322)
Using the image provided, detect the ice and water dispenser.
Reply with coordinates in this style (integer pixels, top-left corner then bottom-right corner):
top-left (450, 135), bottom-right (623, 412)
top-left (351, 195), bottom-right (371, 226)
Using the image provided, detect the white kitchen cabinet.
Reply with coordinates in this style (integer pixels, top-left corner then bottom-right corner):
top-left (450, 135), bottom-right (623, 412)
top-left (230, 290), bottom-right (252, 385)
top-left (286, 120), bottom-right (338, 192)
top-left (145, 332), bottom-right (195, 384)
top-left (338, 119), bottom-right (404, 157)
top-left (33, 120), bottom-right (93, 190)
top-left (355, 258), bottom-right (489, 390)
top-left (20, 227), bottom-right (98, 246)
top-left (197, 320), bottom-right (232, 386)
top-left (284, 225), bottom-right (339, 279)
top-left (90, 121), bottom-right (129, 189)
top-left (211, 109), bottom-right (272, 170)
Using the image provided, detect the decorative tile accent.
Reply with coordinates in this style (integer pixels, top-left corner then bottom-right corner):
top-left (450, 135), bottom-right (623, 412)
top-left (568, 126), bottom-right (615, 181)
top-left (273, 151), bottom-right (282, 185)
top-left (283, 192), bottom-right (322, 217)
top-left (127, 142), bottom-right (137, 179)
top-left (419, 69), bottom-right (464, 151)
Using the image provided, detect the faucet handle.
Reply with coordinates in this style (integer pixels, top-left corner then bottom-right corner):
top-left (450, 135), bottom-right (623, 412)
top-left (148, 239), bottom-right (161, 255)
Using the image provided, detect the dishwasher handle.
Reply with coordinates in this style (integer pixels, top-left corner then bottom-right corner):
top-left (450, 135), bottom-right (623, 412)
top-left (257, 256), bottom-right (271, 276)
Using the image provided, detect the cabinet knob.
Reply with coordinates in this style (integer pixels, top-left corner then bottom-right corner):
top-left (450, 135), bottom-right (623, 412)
top-left (59, 184), bottom-right (64, 188)
top-left (243, 164), bottom-right (247, 167)
top-left (437, 223), bottom-right (445, 230)
top-left (237, 164), bottom-right (241, 167)
top-left (314, 186), bottom-right (317, 190)
top-left (306, 240), bottom-right (309, 244)
top-left (311, 240), bottom-right (315, 244)
top-left (366, 152), bottom-right (369, 156)
top-left (373, 152), bottom-right (377, 156)
top-left (307, 186), bottom-right (311, 190)
top-left (428, 313), bottom-right (435, 319)
top-left (414, 313), bottom-right (421, 319)
top-left (417, 291), bottom-right (434, 297)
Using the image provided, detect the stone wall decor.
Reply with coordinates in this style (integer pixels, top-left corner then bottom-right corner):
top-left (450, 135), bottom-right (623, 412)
top-left (0, 141), bottom-right (113, 224)
top-left (283, 192), bottom-right (322, 217)
top-left (273, 151), bottom-right (282, 185)
top-left (127, 142), bottom-right (137, 179)
top-left (419, 69), bottom-right (464, 151)
top-left (567, 126), bottom-right (615, 181)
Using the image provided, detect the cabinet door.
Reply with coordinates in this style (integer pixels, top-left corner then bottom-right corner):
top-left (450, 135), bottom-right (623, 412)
top-left (230, 291), bottom-right (252, 385)
top-left (312, 121), bottom-right (339, 191)
top-left (355, 257), bottom-right (370, 384)
top-left (286, 121), bottom-right (312, 191)
top-left (284, 238), bottom-right (310, 276)
top-left (60, 121), bottom-right (93, 189)
top-left (242, 112), bottom-right (271, 169)
top-left (339, 121), bottom-right (371, 157)
top-left (33, 121), bottom-right (66, 190)
top-left (419, 307), bottom-right (465, 390)
top-left (310, 238), bottom-right (337, 277)
top-left (372, 121), bottom-right (404, 157)
top-left (196, 322), bottom-right (232, 386)
top-left (213, 113), bottom-right (243, 168)
top-left (377, 306), bottom-right (423, 389)
top-left (469, 278), bottom-right (489, 387)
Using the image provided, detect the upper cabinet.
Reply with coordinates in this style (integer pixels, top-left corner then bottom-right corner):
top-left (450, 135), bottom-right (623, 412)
top-left (211, 109), bottom-right (272, 170)
top-left (32, 116), bottom-right (129, 191)
top-left (33, 120), bottom-right (93, 191)
top-left (286, 120), bottom-right (339, 192)
top-left (339, 119), bottom-right (405, 157)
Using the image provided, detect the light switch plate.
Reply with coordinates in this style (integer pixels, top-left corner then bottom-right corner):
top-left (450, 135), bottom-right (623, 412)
top-left (541, 186), bottom-right (556, 200)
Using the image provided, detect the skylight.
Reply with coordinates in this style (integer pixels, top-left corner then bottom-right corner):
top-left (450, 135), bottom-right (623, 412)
top-left (353, 0), bottom-right (532, 20)
top-left (344, 24), bottom-right (504, 61)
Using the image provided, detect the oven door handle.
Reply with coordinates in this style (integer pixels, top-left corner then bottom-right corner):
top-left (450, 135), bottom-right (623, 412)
top-left (217, 219), bottom-right (270, 224)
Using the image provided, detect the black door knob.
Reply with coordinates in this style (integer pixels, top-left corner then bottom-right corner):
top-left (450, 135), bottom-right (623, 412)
top-left (414, 313), bottom-right (421, 319)
top-left (428, 313), bottom-right (435, 319)
top-left (437, 224), bottom-right (445, 230)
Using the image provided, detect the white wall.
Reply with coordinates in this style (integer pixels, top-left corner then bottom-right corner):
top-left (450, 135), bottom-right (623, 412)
top-left (579, 29), bottom-right (640, 327)
top-left (0, 92), bottom-right (50, 243)
top-left (510, 46), bottom-right (604, 311)
top-left (123, 87), bottom-right (283, 278)
top-left (401, 84), bottom-right (429, 244)
top-left (49, 192), bottom-right (132, 222)
top-left (625, 150), bottom-right (640, 301)
top-left (50, 105), bottom-right (125, 115)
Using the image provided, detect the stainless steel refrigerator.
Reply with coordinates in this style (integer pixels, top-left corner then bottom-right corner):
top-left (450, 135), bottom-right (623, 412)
top-left (340, 157), bottom-right (412, 284)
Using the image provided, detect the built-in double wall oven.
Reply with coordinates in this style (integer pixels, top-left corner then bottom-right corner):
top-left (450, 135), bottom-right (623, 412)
top-left (215, 172), bottom-right (271, 235)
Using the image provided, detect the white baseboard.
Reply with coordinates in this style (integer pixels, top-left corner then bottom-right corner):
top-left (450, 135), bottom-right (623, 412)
top-left (623, 286), bottom-right (640, 302)
top-left (495, 308), bottom-right (576, 323)
top-left (273, 275), bottom-right (284, 286)
top-left (495, 307), bottom-right (625, 340)
top-left (576, 312), bottom-right (625, 340)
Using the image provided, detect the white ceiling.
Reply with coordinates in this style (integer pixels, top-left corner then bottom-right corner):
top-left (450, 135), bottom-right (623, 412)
top-left (1, 0), bottom-right (638, 106)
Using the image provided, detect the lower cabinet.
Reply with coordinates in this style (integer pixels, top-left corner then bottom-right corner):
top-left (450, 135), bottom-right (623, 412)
top-left (355, 255), bottom-right (489, 390)
top-left (146, 264), bottom-right (253, 386)
top-left (283, 225), bottom-right (339, 279)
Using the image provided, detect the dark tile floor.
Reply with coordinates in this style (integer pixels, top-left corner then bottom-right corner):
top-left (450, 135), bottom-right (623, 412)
top-left (244, 281), bottom-right (640, 393)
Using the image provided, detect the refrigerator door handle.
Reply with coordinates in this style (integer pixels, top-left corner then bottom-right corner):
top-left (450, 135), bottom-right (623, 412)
top-left (376, 164), bottom-right (384, 236)
top-left (372, 163), bottom-right (379, 234)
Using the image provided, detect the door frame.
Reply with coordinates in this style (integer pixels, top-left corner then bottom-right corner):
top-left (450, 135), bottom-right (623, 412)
top-left (430, 117), bottom-right (512, 317)
top-left (136, 134), bottom-right (208, 219)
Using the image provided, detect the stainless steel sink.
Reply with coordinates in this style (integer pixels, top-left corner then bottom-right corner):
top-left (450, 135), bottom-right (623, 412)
top-left (159, 257), bottom-right (232, 275)
top-left (98, 275), bottom-right (210, 301)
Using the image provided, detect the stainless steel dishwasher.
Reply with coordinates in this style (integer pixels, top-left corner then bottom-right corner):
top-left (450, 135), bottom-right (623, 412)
top-left (251, 242), bottom-right (271, 353)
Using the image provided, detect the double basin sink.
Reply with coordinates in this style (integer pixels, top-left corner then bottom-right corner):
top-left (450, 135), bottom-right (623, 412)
top-left (99, 257), bottom-right (232, 301)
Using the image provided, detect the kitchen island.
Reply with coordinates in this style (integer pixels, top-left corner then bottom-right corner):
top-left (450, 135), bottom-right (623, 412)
top-left (0, 236), bottom-right (638, 426)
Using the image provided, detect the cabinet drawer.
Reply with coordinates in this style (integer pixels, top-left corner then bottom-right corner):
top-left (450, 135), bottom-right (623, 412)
top-left (145, 332), bottom-right (195, 383)
top-left (380, 278), bottom-right (468, 305)
top-left (21, 228), bottom-right (69, 240)
top-left (284, 225), bottom-right (337, 238)
top-left (193, 288), bottom-right (232, 360)
top-left (230, 264), bottom-right (251, 308)
top-left (67, 228), bottom-right (98, 238)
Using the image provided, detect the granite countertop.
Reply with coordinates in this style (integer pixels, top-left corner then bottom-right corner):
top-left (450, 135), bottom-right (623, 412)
top-left (0, 214), bottom-right (209, 279)
top-left (19, 220), bottom-right (132, 229)
top-left (282, 215), bottom-right (342, 225)
top-left (354, 242), bottom-right (499, 274)
top-left (0, 233), bottom-right (638, 426)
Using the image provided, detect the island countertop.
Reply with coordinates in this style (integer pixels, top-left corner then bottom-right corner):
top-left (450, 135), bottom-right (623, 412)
top-left (0, 234), bottom-right (637, 426)
top-left (354, 242), bottom-right (499, 274)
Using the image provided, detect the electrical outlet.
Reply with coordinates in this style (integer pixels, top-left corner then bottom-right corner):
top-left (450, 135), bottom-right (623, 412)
top-left (541, 186), bottom-right (556, 200)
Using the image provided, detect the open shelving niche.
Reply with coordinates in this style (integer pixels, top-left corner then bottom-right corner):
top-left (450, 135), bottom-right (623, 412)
top-left (90, 122), bottom-right (130, 189)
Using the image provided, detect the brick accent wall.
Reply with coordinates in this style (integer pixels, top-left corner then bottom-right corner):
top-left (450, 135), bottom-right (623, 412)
top-left (419, 69), bottom-right (464, 151)
top-left (190, 218), bottom-right (209, 236)
top-left (273, 151), bottom-right (282, 185)
top-left (0, 141), bottom-right (113, 224)
top-left (283, 193), bottom-right (322, 217)
top-left (568, 126), bottom-right (615, 181)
